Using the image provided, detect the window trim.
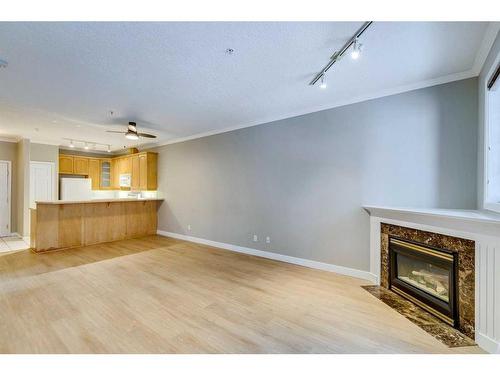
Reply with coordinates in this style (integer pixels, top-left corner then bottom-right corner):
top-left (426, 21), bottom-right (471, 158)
top-left (483, 50), bottom-right (500, 214)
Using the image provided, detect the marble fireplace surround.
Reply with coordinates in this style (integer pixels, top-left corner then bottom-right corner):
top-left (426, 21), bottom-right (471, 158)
top-left (364, 206), bottom-right (500, 354)
top-left (380, 223), bottom-right (475, 339)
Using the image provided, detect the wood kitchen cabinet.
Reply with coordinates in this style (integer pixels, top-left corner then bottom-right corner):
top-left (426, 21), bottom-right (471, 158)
top-left (114, 155), bottom-right (132, 176)
top-left (111, 158), bottom-right (119, 189)
top-left (59, 155), bottom-right (74, 174)
top-left (88, 159), bottom-right (100, 190)
top-left (118, 157), bottom-right (126, 176)
top-left (73, 157), bottom-right (89, 175)
top-left (131, 155), bottom-right (140, 190)
top-left (122, 156), bottom-right (132, 175)
top-left (139, 152), bottom-right (157, 190)
top-left (58, 152), bottom-right (157, 191)
top-left (100, 160), bottom-right (112, 189)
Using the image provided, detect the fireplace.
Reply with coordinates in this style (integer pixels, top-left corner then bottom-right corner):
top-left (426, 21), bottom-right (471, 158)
top-left (389, 237), bottom-right (458, 327)
top-left (380, 223), bottom-right (475, 340)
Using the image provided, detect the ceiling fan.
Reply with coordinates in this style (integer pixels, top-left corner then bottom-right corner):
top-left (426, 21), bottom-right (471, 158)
top-left (106, 122), bottom-right (157, 140)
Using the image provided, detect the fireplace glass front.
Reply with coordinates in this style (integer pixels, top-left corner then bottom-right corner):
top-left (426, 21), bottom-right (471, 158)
top-left (396, 253), bottom-right (450, 302)
top-left (389, 237), bottom-right (458, 326)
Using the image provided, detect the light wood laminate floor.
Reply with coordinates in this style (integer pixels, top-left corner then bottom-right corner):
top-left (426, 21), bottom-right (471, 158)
top-left (0, 235), bottom-right (484, 353)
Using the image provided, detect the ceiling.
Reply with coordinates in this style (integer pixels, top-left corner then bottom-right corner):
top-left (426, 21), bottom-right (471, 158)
top-left (0, 22), bottom-right (497, 151)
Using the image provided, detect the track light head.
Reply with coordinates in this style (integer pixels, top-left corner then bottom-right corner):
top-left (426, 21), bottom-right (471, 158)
top-left (351, 38), bottom-right (362, 60)
top-left (319, 74), bottom-right (327, 89)
top-left (69, 140), bottom-right (75, 148)
top-left (84, 142), bottom-right (89, 150)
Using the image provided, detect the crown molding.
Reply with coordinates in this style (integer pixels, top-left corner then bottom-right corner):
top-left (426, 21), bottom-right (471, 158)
top-left (152, 68), bottom-right (478, 148)
top-left (472, 22), bottom-right (500, 75)
top-left (30, 140), bottom-right (62, 146)
top-left (147, 23), bottom-right (500, 150)
top-left (0, 136), bottom-right (21, 143)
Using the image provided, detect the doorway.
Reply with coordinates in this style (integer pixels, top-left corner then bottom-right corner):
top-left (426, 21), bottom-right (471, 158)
top-left (0, 160), bottom-right (12, 237)
top-left (30, 161), bottom-right (56, 209)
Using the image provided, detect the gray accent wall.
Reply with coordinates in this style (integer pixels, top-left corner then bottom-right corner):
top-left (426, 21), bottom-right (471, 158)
top-left (155, 78), bottom-right (478, 272)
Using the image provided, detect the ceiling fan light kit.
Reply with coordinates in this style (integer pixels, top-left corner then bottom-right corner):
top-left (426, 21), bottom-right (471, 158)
top-left (106, 121), bottom-right (157, 140)
top-left (125, 131), bottom-right (140, 140)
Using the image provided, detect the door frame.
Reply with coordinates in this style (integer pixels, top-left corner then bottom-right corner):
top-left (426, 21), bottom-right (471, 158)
top-left (0, 160), bottom-right (12, 237)
top-left (29, 161), bottom-right (57, 206)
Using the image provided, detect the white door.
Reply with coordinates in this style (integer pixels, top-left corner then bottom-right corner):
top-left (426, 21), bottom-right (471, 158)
top-left (30, 162), bottom-right (55, 209)
top-left (0, 161), bottom-right (11, 236)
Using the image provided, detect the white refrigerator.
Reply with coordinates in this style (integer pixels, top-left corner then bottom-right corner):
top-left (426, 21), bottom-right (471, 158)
top-left (60, 177), bottom-right (93, 201)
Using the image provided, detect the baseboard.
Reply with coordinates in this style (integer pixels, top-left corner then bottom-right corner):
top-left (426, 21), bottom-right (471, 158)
top-left (476, 332), bottom-right (500, 354)
top-left (157, 230), bottom-right (378, 283)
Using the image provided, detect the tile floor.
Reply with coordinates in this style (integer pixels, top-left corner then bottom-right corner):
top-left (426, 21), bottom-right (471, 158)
top-left (0, 235), bottom-right (30, 252)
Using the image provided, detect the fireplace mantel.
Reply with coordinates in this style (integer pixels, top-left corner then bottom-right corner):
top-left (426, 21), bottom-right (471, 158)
top-left (363, 206), bottom-right (500, 237)
top-left (364, 205), bottom-right (500, 354)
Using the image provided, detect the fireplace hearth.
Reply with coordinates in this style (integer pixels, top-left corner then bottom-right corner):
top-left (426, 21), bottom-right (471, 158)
top-left (389, 237), bottom-right (458, 326)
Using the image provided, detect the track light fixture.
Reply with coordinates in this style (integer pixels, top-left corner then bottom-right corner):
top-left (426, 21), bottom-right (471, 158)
top-left (310, 21), bottom-right (373, 87)
top-left (64, 138), bottom-right (112, 153)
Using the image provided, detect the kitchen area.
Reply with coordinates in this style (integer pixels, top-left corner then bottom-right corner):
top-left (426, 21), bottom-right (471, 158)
top-left (30, 149), bottom-right (163, 252)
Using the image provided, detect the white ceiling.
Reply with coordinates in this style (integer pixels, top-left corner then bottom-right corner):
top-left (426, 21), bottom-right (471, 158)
top-left (0, 22), bottom-right (497, 151)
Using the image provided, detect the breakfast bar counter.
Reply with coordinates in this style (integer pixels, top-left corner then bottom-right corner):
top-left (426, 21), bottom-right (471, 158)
top-left (30, 198), bottom-right (164, 252)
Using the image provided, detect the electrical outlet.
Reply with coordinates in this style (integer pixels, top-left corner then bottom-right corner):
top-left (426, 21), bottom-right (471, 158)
top-left (266, 236), bottom-right (271, 244)
top-left (253, 234), bottom-right (258, 242)
top-left (187, 224), bottom-right (191, 231)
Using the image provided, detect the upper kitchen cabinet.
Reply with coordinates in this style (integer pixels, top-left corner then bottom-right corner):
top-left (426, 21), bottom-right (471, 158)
top-left (131, 155), bottom-right (140, 190)
top-left (111, 158), bottom-right (119, 189)
top-left (100, 160), bottom-right (112, 189)
top-left (58, 151), bottom-right (157, 191)
top-left (88, 158), bottom-right (100, 190)
top-left (139, 152), bottom-right (158, 191)
top-left (73, 157), bottom-right (89, 175)
top-left (118, 156), bottom-right (132, 175)
top-left (59, 155), bottom-right (74, 174)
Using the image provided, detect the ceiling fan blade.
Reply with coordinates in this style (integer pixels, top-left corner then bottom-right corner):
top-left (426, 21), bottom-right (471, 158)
top-left (138, 133), bottom-right (157, 139)
top-left (106, 130), bottom-right (126, 134)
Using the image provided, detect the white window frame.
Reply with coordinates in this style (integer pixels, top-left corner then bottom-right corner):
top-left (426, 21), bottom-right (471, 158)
top-left (483, 50), bottom-right (500, 213)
